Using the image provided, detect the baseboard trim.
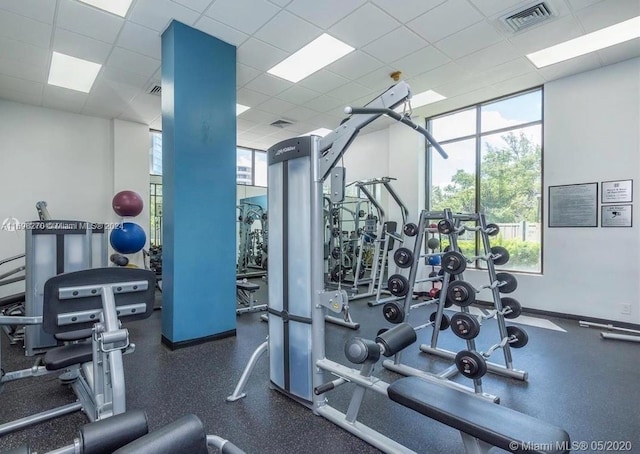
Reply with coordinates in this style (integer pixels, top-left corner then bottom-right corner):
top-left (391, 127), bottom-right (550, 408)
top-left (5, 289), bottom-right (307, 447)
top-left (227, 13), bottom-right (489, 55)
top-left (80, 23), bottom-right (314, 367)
top-left (161, 329), bottom-right (237, 350)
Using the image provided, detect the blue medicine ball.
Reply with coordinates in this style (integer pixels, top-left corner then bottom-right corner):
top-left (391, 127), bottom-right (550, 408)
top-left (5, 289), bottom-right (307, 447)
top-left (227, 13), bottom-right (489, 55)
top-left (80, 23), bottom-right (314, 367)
top-left (428, 255), bottom-right (441, 266)
top-left (110, 222), bottom-right (146, 254)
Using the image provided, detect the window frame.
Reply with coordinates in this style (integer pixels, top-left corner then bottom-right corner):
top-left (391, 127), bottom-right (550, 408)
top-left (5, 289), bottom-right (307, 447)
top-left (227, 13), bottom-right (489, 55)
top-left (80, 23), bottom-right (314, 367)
top-left (237, 146), bottom-right (268, 188)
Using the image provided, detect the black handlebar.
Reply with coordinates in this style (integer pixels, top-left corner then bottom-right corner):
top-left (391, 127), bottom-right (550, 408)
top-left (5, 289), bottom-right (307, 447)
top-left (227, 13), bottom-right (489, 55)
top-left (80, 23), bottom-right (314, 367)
top-left (345, 106), bottom-right (448, 159)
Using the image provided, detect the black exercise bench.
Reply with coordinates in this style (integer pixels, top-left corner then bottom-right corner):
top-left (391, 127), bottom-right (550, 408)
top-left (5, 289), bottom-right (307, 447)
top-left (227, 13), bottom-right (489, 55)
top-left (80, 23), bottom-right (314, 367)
top-left (388, 376), bottom-right (570, 454)
top-left (236, 280), bottom-right (266, 315)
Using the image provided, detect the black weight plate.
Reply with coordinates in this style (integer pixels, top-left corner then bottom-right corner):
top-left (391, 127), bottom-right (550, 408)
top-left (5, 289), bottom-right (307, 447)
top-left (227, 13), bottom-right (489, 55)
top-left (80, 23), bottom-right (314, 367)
top-left (506, 326), bottom-right (528, 348)
top-left (387, 274), bottom-right (409, 297)
top-left (450, 313), bottom-right (481, 340)
top-left (455, 350), bottom-right (487, 379)
top-left (496, 272), bottom-right (518, 294)
top-left (429, 312), bottom-right (451, 331)
top-left (446, 281), bottom-right (476, 307)
top-left (393, 247), bottom-right (414, 269)
top-left (486, 223), bottom-right (500, 236)
top-left (377, 328), bottom-right (389, 337)
top-left (437, 219), bottom-right (454, 234)
top-left (383, 302), bottom-right (405, 324)
top-left (441, 251), bottom-right (467, 275)
top-left (501, 297), bottom-right (522, 319)
top-left (490, 246), bottom-right (510, 266)
top-left (331, 227), bottom-right (341, 238)
top-left (331, 247), bottom-right (341, 260)
top-left (403, 223), bottom-right (418, 237)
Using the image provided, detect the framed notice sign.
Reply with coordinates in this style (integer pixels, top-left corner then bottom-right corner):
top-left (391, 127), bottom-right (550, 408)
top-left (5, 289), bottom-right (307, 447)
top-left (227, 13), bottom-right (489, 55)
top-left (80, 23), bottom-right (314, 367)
top-left (548, 183), bottom-right (598, 227)
top-left (601, 205), bottom-right (632, 227)
top-left (601, 179), bottom-right (633, 203)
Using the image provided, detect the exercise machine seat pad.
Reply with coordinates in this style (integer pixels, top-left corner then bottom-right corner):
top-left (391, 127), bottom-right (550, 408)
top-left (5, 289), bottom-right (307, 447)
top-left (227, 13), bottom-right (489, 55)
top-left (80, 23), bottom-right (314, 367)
top-left (79, 409), bottom-right (149, 454)
top-left (113, 414), bottom-right (208, 454)
top-left (387, 377), bottom-right (570, 454)
top-left (55, 328), bottom-right (94, 342)
top-left (0, 292), bottom-right (25, 308)
top-left (236, 281), bottom-right (260, 291)
top-left (44, 342), bottom-right (93, 371)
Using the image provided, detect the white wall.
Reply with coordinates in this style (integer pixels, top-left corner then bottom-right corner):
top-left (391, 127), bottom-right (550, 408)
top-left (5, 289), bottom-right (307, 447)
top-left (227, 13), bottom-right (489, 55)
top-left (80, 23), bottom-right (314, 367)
top-left (0, 101), bottom-right (150, 296)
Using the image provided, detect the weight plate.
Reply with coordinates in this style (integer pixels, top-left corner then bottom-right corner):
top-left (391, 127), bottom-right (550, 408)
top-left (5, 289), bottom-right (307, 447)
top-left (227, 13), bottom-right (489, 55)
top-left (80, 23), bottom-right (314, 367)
top-left (331, 247), bottom-right (341, 260)
top-left (441, 251), bottom-right (467, 275)
top-left (506, 326), bottom-right (528, 348)
top-left (330, 265), bottom-right (347, 283)
top-left (486, 223), bottom-right (500, 236)
top-left (490, 246), bottom-right (510, 266)
top-left (455, 350), bottom-right (487, 379)
top-left (437, 219), bottom-right (454, 235)
top-left (429, 312), bottom-right (451, 331)
top-left (450, 313), bottom-right (481, 340)
top-left (383, 302), bottom-right (405, 324)
top-left (403, 223), bottom-right (419, 237)
top-left (393, 247), bottom-right (414, 269)
top-left (331, 227), bottom-right (341, 238)
top-left (496, 272), bottom-right (518, 294)
top-left (446, 281), bottom-right (476, 307)
top-left (387, 274), bottom-right (410, 297)
top-left (376, 328), bottom-right (389, 337)
top-left (358, 210), bottom-right (366, 218)
top-left (501, 297), bottom-right (522, 319)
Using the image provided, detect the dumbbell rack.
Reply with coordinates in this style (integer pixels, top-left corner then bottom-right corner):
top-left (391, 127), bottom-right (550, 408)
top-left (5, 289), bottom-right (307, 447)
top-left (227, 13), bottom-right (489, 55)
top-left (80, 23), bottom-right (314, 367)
top-left (381, 209), bottom-right (499, 402)
top-left (419, 212), bottom-right (528, 382)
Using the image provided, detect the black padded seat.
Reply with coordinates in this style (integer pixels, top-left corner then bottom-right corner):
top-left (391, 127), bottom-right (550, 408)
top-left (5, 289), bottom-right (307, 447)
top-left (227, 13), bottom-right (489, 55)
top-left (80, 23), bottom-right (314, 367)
top-left (387, 377), bottom-right (570, 454)
top-left (0, 292), bottom-right (25, 308)
top-left (55, 328), bottom-right (94, 342)
top-left (236, 281), bottom-right (260, 291)
top-left (44, 342), bottom-right (93, 371)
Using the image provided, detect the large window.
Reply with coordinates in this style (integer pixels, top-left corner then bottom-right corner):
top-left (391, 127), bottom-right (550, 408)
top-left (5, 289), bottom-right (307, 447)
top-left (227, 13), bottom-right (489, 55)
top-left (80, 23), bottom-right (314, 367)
top-left (427, 88), bottom-right (543, 273)
top-left (236, 147), bottom-right (268, 187)
top-left (150, 131), bottom-right (162, 175)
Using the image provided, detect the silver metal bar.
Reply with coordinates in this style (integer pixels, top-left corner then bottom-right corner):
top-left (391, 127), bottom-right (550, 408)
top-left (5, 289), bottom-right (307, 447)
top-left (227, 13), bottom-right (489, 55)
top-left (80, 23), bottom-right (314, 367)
top-left (58, 281), bottom-right (148, 300)
top-left (0, 315), bottom-right (41, 325)
top-left (226, 341), bottom-right (268, 401)
top-left (325, 314), bottom-right (360, 330)
top-left (46, 444), bottom-right (76, 454)
top-left (1, 365), bottom-right (51, 383)
top-left (579, 321), bottom-right (640, 335)
top-left (56, 304), bottom-right (145, 326)
top-left (0, 402), bottom-right (83, 436)
top-left (0, 254), bottom-right (25, 267)
top-left (316, 359), bottom-right (389, 397)
top-left (601, 332), bottom-right (640, 342)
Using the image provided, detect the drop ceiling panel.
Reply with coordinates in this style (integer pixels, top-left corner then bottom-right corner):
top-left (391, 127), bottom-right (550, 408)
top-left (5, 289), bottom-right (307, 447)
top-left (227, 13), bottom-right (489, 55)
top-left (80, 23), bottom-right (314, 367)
top-left (283, 105), bottom-right (319, 121)
top-left (329, 3), bottom-right (400, 48)
top-left (0, 36), bottom-right (49, 67)
top-left (407, 0), bottom-right (484, 43)
top-left (237, 107), bottom-right (279, 124)
top-left (325, 50), bottom-right (384, 80)
top-left (597, 39), bottom-right (640, 66)
top-left (194, 16), bottom-right (249, 46)
top-left (566, 0), bottom-right (604, 11)
top-left (269, 0), bottom-right (293, 6)
top-left (129, 0), bottom-right (200, 32)
top-left (575, 0), bottom-right (640, 33)
top-left (254, 10), bottom-right (322, 53)
top-left (473, 57), bottom-right (535, 85)
top-left (237, 63), bottom-right (261, 86)
top-left (102, 66), bottom-right (154, 90)
top-left (0, 9), bottom-right (52, 48)
top-left (276, 85), bottom-right (320, 104)
top-left (406, 62), bottom-right (464, 93)
top-left (326, 81), bottom-right (373, 104)
top-left (298, 70), bottom-right (350, 92)
top-left (363, 27), bottom-right (429, 63)
top-left (0, 72), bottom-right (43, 95)
top-left (42, 85), bottom-right (88, 113)
top-left (237, 118), bottom-right (259, 131)
top-left (117, 22), bottom-right (162, 59)
top-left (467, 0), bottom-right (532, 17)
top-left (369, 0), bottom-right (446, 24)
top-left (354, 66), bottom-right (396, 90)
top-left (126, 92), bottom-right (162, 123)
top-left (244, 73), bottom-right (292, 96)
top-left (286, 0), bottom-right (366, 29)
top-left (492, 72), bottom-right (545, 95)
top-left (0, 57), bottom-right (45, 83)
top-left (0, 87), bottom-right (42, 106)
top-left (454, 40), bottom-right (522, 75)
top-left (508, 15), bottom-right (584, 54)
top-left (170, 0), bottom-right (215, 14)
top-left (237, 87), bottom-right (271, 107)
top-left (149, 116), bottom-right (162, 130)
top-left (205, 0), bottom-right (279, 34)
top-left (245, 123), bottom-right (286, 136)
top-left (537, 53), bottom-right (602, 81)
top-left (53, 28), bottom-right (113, 64)
top-left (434, 21), bottom-right (503, 60)
top-left (0, 0), bottom-right (56, 24)
top-left (391, 46), bottom-right (450, 79)
top-left (303, 94), bottom-right (345, 113)
top-left (57, 0), bottom-right (124, 44)
top-left (89, 76), bottom-right (142, 106)
top-left (107, 47), bottom-right (161, 79)
top-left (255, 97), bottom-right (296, 115)
top-left (238, 38), bottom-right (288, 71)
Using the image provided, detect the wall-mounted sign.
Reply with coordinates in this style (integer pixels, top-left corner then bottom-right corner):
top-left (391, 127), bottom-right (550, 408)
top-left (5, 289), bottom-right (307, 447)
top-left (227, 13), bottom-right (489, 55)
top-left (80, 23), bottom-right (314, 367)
top-left (601, 179), bottom-right (633, 204)
top-left (548, 183), bottom-right (598, 227)
top-left (601, 205), bottom-right (632, 227)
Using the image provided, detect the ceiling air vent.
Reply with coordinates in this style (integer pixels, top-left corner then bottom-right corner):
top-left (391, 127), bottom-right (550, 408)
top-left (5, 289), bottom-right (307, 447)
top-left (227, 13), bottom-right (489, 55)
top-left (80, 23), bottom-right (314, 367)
top-left (147, 83), bottom-right (161, 96)
top-left (270, 119), bottom-right (294, 128)
top-left (503, 2), bottom-right (553, 32)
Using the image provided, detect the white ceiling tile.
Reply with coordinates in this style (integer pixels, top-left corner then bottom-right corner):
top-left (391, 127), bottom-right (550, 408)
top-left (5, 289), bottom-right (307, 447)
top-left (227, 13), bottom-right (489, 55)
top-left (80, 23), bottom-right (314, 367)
top-left (329, 3), bottom-right (400, 48)
top-left (0, 87), bottom-right (42, 106)
top-left (0, 9), bottom-right (51, 48)
top-left (254, 11), bottom-right (322, 53)
top-left (102, 65), bottom-right (154, 90)
top-left (0, 72), bottom-right (42, 95)
top-left (0, 57), bottom-right (46, 83)
top-left (370, 0), bottom-right (446, 23)
top-left (89, 75), bottom-right (142, 106)
top-left (407, 0), bottom-right (483, 43)
top-left (283, 120), bottom-right (322, 133)
top-left (149, 116), bottom-right (162, 130)
top-left (284, 105), bottom-right (319, 121)
top-left (117, 22), bottom-right (161, 59)
top-left (509, 15), bottom-right (584, 54)
top-left (434, 22), bottom-right (503, 59)
top-left (470, 57), bottom-right (535, 85)
top-left (286, 0), bottom-right (366, 28)
top-left (237, 118), bottom-right (259, 131)
top-left (566, 0), bottom-right (604, 11)
top-left (597, 39), bottom-right (640, 66)
top-left (406, 62), bottom-right (464, 92)
top-left (276, 85), bottom-right (320, 104)
top-left (391, 46), bottom-right (450, 79)
top-left (244, 73), bottom-right (292, 96)
top-left (237, 88), bottom-right (271, 107)
top-left (239, 130), bottom-right (268, 142)
top-left (0, 0), bottom-right (56, 24)
top-left (304, 94), bottom-right (345, 112)
top-left (42, 85), bottom-right (88, 113)
top-left (83, 95), bottom-right (130, 119)
top-left (127, 92), bottom-right (162, 123)
top-left (0, 36), bottom-right (49, 67)
top-left (326, 82), bottom-right (374, 103)
top-left (298, 70), bottom-right (350, 92)
top-left (575, 0), bottom-right (640, 33)
top-left (454, 40), bottom-right (522, 75)
top-left (205, 0), bottom-right (279, 34)
top-left (432, 74), bottom-right (492, 98)
top-left (238, 108), bottom-right (279, 123)
top-left (53, 28), bottom-right (113, 64)
top-left (420, 87), bottom-right (500, 117)
top-left (108, 47), bottom-right (161, 79)
top-left (355, 65), bottom-right (396, 90)
top-left (467, 0), bottom-right (531, 17)
top-left (118, 108), bottom-right (148, 124)
top-left (325, 51), bottom-right (384, 80)
top-left (269, 0), bottom-right (292, 6)
top-left (363, 27), bottom-right (429, 62)
top-left (129, 0), bottom-right (200, 32)
top-left (492, 72), bottom-right (545, 96)
top-left (237, 63), bottom-right (261, 86)
top-left (238, 38), bottom-right (288, 71)
top-left (537, 53), bottom-right (602, 81)
top-left (246, 123), bottom-right (286, 135)
top-left (170, 0), bottom-right (215, 14)
top-left (194, 16), bottom-right (249, 47)
top-left (57, 0), bottom-right (124, 44)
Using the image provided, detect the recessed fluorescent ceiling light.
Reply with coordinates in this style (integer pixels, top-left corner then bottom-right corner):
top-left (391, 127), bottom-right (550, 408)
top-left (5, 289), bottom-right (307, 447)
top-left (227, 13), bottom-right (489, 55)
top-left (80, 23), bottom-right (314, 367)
top-left (268, 34), bottom-right (354, 83)
top-left (47, 52), bottom-right (101, 93)
top-left (304, 128), bottom-right (333, 137)
top-left (236, 104), bottom-right (250, 116)
top-left (77, 0), bottom-right (133, 17)
top-left (527, 16), bottom-right (640, 68)
top-left (410, 90), bottom-right (446, 108)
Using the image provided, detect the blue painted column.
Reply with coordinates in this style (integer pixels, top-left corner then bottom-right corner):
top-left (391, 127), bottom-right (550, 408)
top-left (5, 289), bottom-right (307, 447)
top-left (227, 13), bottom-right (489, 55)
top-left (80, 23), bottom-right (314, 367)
top-left (161, 21), bottom-right (236, 348)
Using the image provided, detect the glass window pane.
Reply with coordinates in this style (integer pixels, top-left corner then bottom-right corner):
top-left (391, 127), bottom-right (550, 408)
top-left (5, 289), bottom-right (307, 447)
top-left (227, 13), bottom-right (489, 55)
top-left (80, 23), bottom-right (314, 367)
top-left (480, 124), bottom-right (542, 272)
top-left (254, 151), bottom-right (267, 187)
top-left (481, 90), bottom-right (542, 133)
top-left (149, 132), bottom-right (163, 175)
top-left (431, 108), bottom-right (476, 142)
top-left (236, 148), bottom-right (252, 185)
